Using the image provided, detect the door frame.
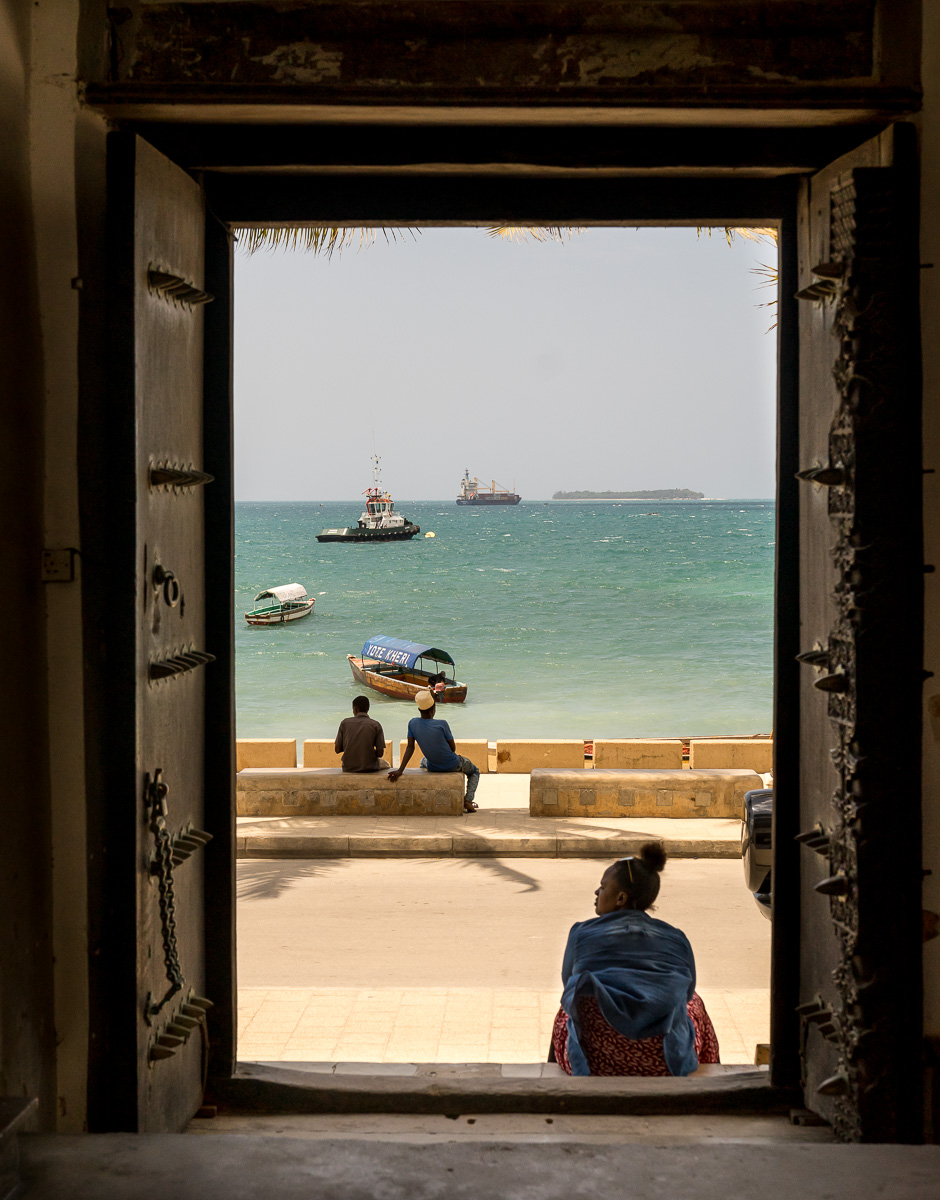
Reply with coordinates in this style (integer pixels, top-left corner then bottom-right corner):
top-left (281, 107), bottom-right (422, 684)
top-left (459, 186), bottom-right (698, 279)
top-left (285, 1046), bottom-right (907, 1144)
top-left (84, 125), bottom-right (922, 1126)
top-left (197, 167), bottom-right (805, 1094)
top-left (202, 212), bottom-right (238, 1086)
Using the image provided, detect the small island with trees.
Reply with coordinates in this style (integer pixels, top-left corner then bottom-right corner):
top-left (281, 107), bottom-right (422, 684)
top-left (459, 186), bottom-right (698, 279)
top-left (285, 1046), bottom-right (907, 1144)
top-left (552, 488), bottom-right (705, 501)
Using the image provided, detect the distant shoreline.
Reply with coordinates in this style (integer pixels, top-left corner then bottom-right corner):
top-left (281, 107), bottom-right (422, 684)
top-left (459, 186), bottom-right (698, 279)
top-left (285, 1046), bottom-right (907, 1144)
top-left (546, 497), bottom-right (715, 503)
top-left (552, 488), bottom-right (705, 501)
top-left (236, 497), bottom-right (774, 504)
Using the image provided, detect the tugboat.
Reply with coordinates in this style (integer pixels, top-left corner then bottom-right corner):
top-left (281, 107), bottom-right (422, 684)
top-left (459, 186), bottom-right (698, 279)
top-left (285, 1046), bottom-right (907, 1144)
top-left (456, 469), bottom-right (521, 505)
top-left (317, 456), bottom-right (420, 543)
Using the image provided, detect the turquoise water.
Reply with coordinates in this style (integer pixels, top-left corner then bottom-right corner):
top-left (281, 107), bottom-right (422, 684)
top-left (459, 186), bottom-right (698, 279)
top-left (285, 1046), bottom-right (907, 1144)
top-left (235, 500), bottom-right (775, 744)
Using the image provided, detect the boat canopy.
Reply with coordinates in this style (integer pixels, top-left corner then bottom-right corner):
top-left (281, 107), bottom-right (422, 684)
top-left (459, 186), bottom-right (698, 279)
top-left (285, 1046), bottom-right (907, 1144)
top-left (253, 583), bottom-right (309, 603)
top-left (362, 636), bottom-right (455, 670)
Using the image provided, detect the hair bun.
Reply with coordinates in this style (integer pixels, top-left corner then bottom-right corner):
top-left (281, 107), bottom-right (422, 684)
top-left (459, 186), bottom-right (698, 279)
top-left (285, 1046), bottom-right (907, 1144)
top-left (639, 841), bottom-right (667, 873)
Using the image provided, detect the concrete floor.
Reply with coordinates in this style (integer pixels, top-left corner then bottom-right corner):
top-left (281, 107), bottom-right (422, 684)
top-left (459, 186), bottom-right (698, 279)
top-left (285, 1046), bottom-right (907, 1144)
top-left (21, 1136), bottom-right (940, 1199)
top-left (187, 1112), bottom-right (831, 1143)
top-left (237, 857), bottom-right (768, 989)
top-left (237, 858), bottom-right (770, 1064)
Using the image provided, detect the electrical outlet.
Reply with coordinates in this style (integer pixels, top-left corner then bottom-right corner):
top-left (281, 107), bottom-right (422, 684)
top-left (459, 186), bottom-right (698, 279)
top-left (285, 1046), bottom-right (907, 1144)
top-left (41, 548), bottom-right (77, 582)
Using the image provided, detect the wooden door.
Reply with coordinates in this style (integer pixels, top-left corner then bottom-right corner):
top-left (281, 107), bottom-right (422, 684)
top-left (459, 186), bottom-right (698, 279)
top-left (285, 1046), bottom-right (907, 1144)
top-left (86, 133), bottom-right (220, 1131)
top-left (794, 125), bottom-right (923, 1141)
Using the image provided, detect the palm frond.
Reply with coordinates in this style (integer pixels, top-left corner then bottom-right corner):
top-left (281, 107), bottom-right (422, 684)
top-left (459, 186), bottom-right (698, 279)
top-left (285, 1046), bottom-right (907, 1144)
top-left (697, 226), bottom-right (779, 246)
top-left (236, 224), bottom-right (585, 255)
top-left (236, 222), bottom-right (779, 329)
top-left (751, 260), bottom-right (779, 331)
top-left (751, 261), bottom-right (778, 289)
top-left (485, 226), bottom-right (585, 244)
top-left (235, 227), bottom-right (420, 257)
top-left (734, 227), bottom-right (778, 245)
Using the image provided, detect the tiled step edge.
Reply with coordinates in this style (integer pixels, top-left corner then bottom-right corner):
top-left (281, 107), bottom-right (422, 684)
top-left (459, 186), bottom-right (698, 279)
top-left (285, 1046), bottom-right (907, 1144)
top-left (211, 1063), bottom-right (788, 1116)
top-left (237, 835), bottom-right (739, 859)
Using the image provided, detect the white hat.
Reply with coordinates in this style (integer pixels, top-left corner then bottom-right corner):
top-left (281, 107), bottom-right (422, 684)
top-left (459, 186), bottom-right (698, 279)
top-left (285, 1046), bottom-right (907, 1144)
top-left (415, 690), bottom-right (435, 710)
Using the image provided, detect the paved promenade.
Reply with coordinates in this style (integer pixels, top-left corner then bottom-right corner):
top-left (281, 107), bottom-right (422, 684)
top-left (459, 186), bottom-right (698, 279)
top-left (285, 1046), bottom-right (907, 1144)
top-left (237, 775), bottom-right (742, 859)
top-left (236, 857), bottom-right (768, 1067)
top-left (237, 985), bottom-right (768, 1067)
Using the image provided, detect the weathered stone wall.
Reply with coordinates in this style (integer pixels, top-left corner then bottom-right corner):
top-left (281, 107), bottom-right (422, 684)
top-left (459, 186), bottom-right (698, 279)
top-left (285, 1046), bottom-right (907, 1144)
top-left (245, 735), bottom-right (778, 773)
top-left (237, 737), bottom-right (298, 769)
top-left (689, 738), bottom-right (773, 773)
top-left (593, 739), bottom-right (683, 769)
top-left (0, 0), bottom-right (110, 1133)
top-left (0, 0), bottom-right (56, 1130)
top-left (496, 740), bottom-right (585, 773)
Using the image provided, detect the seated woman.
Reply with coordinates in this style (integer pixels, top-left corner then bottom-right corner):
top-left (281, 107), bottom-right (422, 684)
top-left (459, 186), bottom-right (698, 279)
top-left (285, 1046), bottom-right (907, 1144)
top-left (426, 671), bottom-right (447, 696)
top-left (551, 842), bottom-right (719, 1076)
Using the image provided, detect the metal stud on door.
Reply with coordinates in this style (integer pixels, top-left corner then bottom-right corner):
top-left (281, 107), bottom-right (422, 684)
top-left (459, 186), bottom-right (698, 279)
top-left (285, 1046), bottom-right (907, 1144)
top-left (95, 133), bottom-right (216, 1131)
top-left (794, 126), bottom-right (922, 1142)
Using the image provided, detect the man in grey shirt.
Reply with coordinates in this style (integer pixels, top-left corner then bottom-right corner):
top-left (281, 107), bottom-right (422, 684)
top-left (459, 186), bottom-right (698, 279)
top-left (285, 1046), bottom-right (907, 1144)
top-left (334, 696), bottom-right (390, 772)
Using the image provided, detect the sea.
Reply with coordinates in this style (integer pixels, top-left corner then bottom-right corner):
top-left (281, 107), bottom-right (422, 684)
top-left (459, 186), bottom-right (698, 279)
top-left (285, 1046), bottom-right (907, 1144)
top-left (235, 499), bottom-right (775, 745)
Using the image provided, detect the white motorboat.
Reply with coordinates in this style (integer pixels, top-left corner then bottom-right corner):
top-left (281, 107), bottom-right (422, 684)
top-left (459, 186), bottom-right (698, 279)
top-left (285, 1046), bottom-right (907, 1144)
top-left (245, 583), bottom-right (315, 625)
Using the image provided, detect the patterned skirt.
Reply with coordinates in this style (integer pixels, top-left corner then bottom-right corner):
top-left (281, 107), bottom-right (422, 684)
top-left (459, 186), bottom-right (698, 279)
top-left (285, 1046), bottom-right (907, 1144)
top-left (552, 992), bottom-right (720, 1076)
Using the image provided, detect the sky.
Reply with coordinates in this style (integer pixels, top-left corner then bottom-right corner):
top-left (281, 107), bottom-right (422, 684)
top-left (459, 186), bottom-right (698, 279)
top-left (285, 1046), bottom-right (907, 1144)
top-left (234, 227), bottom-right (778, 502)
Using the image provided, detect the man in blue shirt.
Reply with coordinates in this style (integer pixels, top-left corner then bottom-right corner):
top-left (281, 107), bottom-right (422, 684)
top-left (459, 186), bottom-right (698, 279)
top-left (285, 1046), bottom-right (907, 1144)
top-left (387, 690), bottom-right (480, 812)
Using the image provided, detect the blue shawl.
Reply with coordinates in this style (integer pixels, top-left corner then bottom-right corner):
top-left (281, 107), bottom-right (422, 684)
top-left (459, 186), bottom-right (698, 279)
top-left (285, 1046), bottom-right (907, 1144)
top-left (560, 908), bottom-right (698, 1077)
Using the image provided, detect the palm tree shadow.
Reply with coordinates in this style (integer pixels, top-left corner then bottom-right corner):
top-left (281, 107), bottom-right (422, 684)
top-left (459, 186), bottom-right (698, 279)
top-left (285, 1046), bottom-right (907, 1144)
top-left (237, 858), bottom-right (348, 901)
top-left (452, 857), bottom-right (541, 893)
top-left (236, 855), bottom-right (542, 900)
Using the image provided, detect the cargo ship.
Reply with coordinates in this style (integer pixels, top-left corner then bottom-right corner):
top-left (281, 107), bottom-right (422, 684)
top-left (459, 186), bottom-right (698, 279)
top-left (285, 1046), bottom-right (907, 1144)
top-left (456, 469), bottom-right (521, 506)
top-left (317, 456), bottom-right (420, 543)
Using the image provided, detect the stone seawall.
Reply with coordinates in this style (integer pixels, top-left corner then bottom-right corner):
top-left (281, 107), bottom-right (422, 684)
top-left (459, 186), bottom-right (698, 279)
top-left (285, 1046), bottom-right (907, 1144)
top-left (237, 736), bottom-right (772, 774)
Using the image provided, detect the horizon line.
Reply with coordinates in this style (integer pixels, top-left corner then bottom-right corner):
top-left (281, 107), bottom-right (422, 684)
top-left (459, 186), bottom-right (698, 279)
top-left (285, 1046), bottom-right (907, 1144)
top-left (233, 496), bottom-right (776, 504)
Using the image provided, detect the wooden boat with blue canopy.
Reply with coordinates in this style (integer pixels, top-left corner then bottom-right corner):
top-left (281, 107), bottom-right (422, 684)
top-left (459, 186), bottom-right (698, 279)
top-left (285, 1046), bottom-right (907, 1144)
top-left (347, 636), bottom-right (468, 703)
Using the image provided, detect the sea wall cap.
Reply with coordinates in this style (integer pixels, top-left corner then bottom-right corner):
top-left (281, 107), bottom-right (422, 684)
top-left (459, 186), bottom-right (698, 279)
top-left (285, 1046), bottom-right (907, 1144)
top-left (415, 690), bottom-right (435, 710)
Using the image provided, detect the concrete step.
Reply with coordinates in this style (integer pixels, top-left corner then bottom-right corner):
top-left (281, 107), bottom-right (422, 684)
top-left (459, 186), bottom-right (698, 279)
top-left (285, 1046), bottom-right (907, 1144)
top-left (241, 1060), bottom-right (745, 1080)
top-left (21, 1132), bottom-right (940, 1199)
top-left (185, 1109), bottom-right (830, 1145)
top-left (237, 811), bottom-right (741, 860)
top-left (213, 1062), bottom-right (782, 1116)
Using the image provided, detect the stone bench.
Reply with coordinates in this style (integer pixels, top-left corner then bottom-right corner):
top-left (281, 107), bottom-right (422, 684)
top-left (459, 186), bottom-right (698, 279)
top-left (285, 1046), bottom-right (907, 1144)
top-left (236, 767), bottom-right (465, 816)
top-left (529, 768), bottom-right (762, 819)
